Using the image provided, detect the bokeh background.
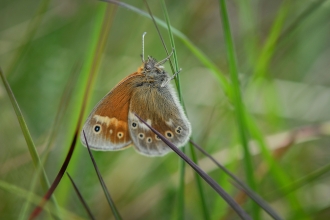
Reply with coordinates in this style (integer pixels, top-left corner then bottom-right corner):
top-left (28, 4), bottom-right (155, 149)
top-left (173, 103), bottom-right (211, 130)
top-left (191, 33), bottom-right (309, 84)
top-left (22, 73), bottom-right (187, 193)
top-left (1, 0), bottom-right (330, 219)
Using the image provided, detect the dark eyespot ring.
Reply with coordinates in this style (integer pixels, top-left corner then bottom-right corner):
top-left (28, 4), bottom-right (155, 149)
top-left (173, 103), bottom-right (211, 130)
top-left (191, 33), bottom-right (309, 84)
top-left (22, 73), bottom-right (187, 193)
top-left (93, 125), bottom-right (101, 133)
top-left (166, 131), bottom-right (173, 138)
top-left (117, 132), bottom-right (124, 139)
top-left (147, 137), bottom-right (152, 143)
top-left (132, 122), bottom-right (137, 128)
top-left (138, 133), bottom-right (145, 139)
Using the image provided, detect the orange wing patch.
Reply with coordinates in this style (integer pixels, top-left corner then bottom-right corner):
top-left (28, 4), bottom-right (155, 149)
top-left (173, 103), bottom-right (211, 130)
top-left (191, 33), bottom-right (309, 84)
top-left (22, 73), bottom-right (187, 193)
top-left (92, 115), bottom-right (130, 144)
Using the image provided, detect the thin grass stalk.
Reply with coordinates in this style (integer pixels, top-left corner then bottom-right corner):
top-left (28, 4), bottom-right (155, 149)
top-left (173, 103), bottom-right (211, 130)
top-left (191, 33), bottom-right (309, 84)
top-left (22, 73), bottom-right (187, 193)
top-left (19, 62), bottom-right (81, 219)
top-left (278, 0), bottom-right (328, 44)
top-left (28, 129), bottom-right (78, 220)
top-left (190, 140), bottom-right (282, 220)
top-left (83, 132), bottom-right (122, 220)
top-left (0, 68), bottom-right (60, 218)
top-left (159, 1), bottom-right (187, 219)
top-left (268, 159), bottom-right (330, 199)
top-left (253, 2), bottom-right (290, 79)
top-left (160, 1), bottom-right (210, 219)
top-left (217, 1), bottom-right (259, 219)
top-left (135, 114), bottom-right (251, 220)
top-left (246, 115), bottom-right (307, 218)
top-left (67, 173), bottom-right (96, 220)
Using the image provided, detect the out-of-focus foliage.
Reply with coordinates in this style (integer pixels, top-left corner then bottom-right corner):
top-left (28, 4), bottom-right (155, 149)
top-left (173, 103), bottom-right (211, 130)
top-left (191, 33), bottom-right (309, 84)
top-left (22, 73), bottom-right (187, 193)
top-left (1, 0), bottom-right (330, 219)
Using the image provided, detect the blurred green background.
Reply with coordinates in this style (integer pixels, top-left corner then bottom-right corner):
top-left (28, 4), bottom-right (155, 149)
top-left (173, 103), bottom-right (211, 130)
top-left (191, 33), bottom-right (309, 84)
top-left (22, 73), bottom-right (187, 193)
top-left (1, 0), bottom-right (330, 219)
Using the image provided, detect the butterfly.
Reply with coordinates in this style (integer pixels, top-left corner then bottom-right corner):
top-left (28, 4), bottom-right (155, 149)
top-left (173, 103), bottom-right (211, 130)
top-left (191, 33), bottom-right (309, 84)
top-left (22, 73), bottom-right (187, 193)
top-left (81, 35), bottom-right (191, 156)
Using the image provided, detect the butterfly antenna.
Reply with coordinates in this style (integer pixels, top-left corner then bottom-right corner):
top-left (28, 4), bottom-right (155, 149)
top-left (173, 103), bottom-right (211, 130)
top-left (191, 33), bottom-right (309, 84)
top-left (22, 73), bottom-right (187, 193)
top-left (161, 68), bottom-right (182, 87)
top-left (142, 32), bottom-right (147, 62)
top-left (156, 48), bottom-right (174, 66)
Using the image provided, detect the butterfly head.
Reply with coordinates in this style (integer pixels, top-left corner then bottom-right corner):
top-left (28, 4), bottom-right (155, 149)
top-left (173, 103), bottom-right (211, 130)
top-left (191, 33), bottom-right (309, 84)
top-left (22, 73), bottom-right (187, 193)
top-left (139, 56), bottom-right (169, 83)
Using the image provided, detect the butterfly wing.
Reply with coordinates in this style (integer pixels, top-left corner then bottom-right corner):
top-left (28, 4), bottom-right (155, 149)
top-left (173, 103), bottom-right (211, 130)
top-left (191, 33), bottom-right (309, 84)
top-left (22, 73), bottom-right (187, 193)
top-left (128, 83), bottom-right (191, 156)
top-left (81, 72), bottom-right (143, 151)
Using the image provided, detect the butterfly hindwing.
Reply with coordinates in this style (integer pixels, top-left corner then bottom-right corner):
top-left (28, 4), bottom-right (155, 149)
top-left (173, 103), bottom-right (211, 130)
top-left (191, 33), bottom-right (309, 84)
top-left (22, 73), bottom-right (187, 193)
top-left (81, 72), bottom-right (143, 151)
top-left (128, 83), bottom-right (191, 156)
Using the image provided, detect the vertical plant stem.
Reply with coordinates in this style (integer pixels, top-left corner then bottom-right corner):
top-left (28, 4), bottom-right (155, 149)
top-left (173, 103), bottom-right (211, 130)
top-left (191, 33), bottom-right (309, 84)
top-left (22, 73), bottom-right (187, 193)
top-left (218, 1), bottom-right (259, 219)
top-left (160, 1), bottom-right (210, 219)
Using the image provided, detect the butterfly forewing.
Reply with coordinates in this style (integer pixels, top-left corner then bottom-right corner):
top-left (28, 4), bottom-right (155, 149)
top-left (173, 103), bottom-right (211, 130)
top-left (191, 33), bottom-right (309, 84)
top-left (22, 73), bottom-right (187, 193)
top-left (81, 72), bottom-right (143, 151)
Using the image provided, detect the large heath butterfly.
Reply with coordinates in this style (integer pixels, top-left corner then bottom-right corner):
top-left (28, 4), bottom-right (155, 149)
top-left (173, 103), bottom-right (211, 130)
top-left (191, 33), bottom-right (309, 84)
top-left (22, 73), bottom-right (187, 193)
top-left (81, 33), bottom-right (191, 156)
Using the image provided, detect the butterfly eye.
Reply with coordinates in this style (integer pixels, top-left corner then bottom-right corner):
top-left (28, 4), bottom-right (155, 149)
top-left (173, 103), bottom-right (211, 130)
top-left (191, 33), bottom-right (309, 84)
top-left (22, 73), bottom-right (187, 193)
top-left (165, 131), bottom-right (173, 138)
top-left (146, 137), bottom-right (152, 143)
top-left (138, 133), bottom-right (145, 139)
top-left (175, 126), bottom-right (182, 134)
top-left (93, 125), bottom-right (102, 134)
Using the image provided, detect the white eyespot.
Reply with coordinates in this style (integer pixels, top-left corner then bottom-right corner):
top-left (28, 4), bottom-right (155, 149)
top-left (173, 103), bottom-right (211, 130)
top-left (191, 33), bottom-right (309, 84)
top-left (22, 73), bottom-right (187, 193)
top-left (117, 132), bottom-right (124, 139)
top-left (146, 137), bottom-right (152, 143)
top-left (93, 124), bottom-right (102, 134)
top-left (155, 134), bottom-right (161, 140)
top-left (109, 129), bottom-right (113, 134)
top-left (138, 133), bottom-right (145, 139)
top-left (175, 126), bottom-right (183, 134)
top-left (165, 131), bottom-right (174, 139)
top-left (131, 122), bottom-right (138, 129)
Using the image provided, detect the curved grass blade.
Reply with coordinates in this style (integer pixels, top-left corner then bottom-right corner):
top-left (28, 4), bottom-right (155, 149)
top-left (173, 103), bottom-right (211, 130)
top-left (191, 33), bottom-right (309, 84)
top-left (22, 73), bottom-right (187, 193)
top-left (190, 140), bottom-right (282, 220)
top-left (82, 131), bottom-right (122, 220)
top-left (67, 172), bottom-right (96, 220)
top-left (0, 68), bottom-right (51, 192)
top-left (279, 0), bottom-right (328, 44)
top-left (19, 62), bottom-right (82, 220)
top-left (218, 1), bottom-right (258, 218)
top-left (29, 88), bottom-right (87, 219)
top-left (269, 162), bottom-right (330, 198)
top-left (0, 68), bottom-right (60, 218)
top-left (156, 1), bottom-right (189, 218)
top-left (28, 130), bottom-right (78, 220)
top-left (135, 113), bottom-right (251, 220)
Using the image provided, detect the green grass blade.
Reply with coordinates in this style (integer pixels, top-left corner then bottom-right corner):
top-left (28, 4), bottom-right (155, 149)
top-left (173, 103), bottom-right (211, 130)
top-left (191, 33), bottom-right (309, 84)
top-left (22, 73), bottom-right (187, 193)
top-left (277, 162), bottom-right (330, 196)
top-left (83, 131), bottom-right (122, 220)
top-left (254, 2), bottom-right (290, 78)
top-left (67, 173), bottom-right (96, 220)
top-left (136, 114), bottom-right (251, 220)
top-left (160, 2), bottom-right (210, 219)
top-left (217, 1), bottom-right (259, 219)
top-left (246, 116), bottom-right (308, 218)
top-left (159, 2), bottom-right (187, 219)
top-left (0, 68), bottom-right (59, 217)
top-left (279, 0), bottom-right (328, 44)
